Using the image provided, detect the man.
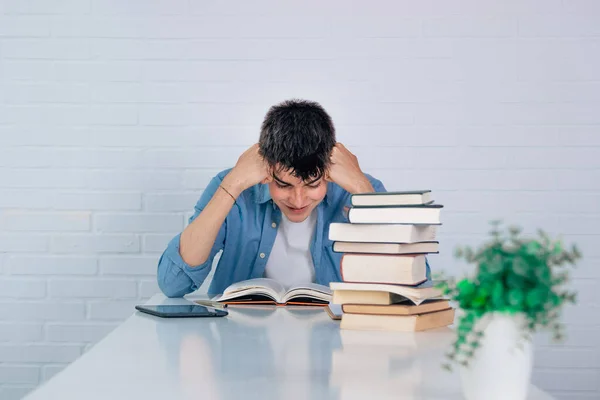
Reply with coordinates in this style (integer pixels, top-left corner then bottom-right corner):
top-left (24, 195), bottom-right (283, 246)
top-left (157, 99), bottom-right (388, 297)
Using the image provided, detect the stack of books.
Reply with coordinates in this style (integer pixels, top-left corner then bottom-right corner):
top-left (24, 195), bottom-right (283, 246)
top-left (328, 190), bottom-right (455, 332)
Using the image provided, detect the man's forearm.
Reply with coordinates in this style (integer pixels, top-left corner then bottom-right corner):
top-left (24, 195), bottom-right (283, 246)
top-left (350, 174), bottom-right (375, 194)
top-left (179, 176), bottom-right (243, 267)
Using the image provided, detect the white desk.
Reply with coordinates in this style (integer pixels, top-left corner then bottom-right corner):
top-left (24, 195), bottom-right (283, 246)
top-left (24, 294), bottom-right (554, 400)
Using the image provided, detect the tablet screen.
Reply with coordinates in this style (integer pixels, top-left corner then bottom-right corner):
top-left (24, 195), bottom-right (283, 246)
top-left (136, 304), bottom-right (228, 317)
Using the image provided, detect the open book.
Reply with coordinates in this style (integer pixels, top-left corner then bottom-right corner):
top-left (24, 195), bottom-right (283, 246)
top-left (212, 278), bottom-right (332, 306)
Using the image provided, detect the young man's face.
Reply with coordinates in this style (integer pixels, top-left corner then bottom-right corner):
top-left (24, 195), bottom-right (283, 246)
top-left (268, 167), bottom-right (327, 223)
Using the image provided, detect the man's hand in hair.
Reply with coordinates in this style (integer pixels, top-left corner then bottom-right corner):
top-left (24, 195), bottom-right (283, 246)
top-left (222, 144), bottom-right (272, 198)
top-left (326, 143), bottom-right (374, 194)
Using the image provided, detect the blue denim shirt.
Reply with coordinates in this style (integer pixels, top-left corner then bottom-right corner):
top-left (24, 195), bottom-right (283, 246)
top-left (157, 168), bottom-right (431, 297)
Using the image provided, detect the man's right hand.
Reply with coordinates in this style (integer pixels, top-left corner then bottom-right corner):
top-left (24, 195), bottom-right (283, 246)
top-left (222, 144), bottom-right (272, 197)
top-left (180, 144), bottom-right (270, 269)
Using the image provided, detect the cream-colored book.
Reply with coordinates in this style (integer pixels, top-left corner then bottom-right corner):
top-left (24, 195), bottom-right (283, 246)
top-left (333, 241), bottom-right (439, 255)
top-left (340, 308), bottom-right (455, 332)
top-left (342, 299), bottom-right (451, 316)
top-left (341, 254), bottom-right (427, 285)
top-left (330, 280), bottom-right (444, 306)
top-left (332, 290), bottom-right (400, 306)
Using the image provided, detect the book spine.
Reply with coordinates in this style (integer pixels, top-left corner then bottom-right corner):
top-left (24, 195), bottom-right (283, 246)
top-left (349, 204), bottom-right (444, 209)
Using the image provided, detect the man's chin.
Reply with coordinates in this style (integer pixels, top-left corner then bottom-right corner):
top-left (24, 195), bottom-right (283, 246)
top-left (282, 206), bottom-right (311, 222)
top-left (286, 214), bottom-right (308, 223)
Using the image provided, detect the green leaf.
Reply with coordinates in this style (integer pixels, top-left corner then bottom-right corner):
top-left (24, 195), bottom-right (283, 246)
top-left (550, 293), bottom-right (561, 307)
top-left (534, 265), bottom-right (551, 285)
top-left (507, 289), bottom-right (525, 307)
top-left (491, 281), bottom-right (505, 308)
top-left (490, 219), bottom-right (503, 228)
top-left (512, 257), bottom-right (529, 277)
top-left (508, 225), bottom-right (522, 236)
top-left (525, 241), bottom-right (541, 256)
top-left (457, 279), bottom-right (476, 298)
top-left (454, 247), bottom-right (464, 259)
top-left (553, 333), bottom-right (564, 342)
top-left (472, 293), bottom-right (488, 309)
top-left (526, 288), bottom-right (546, 309)
top-left (552, 241), bottom-right (563, 256)
top-left (507, 273), bottom-right (526, 290)
top-left (464, 247), bottom-right (475, 262)
top-left (572, 245), bottom-right (582, 259)
top-left (487, 259), bottom-right (503, 275)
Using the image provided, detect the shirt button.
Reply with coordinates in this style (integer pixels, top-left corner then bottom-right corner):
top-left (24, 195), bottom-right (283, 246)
top-left (259, 253), bottom-right (266, 259)
top-left (271, 222), bottom-right (277, 228)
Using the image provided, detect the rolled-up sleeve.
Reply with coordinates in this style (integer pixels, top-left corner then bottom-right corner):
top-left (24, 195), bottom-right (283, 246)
top-left (157, 175), bottom-right (228, 298)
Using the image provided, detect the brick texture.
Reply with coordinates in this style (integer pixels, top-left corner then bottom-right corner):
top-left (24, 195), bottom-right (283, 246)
top-left (0, 1), bottom-right (599, 399)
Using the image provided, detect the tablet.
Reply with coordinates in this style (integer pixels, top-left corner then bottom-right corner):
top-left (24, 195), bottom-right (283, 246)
top-left (135, 304), bottom-right (228, 318)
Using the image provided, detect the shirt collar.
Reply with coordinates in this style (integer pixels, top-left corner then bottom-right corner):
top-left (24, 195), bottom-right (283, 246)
top-left (252, 183), bottom-right (331, 207)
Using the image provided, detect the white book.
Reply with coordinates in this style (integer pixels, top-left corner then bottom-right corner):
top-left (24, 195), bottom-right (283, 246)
top-left (329, 223), bottom-right (438, 243)
top-left (351, 190), bottom-right (432, 207)
top-left (341, 254), bottom-right (427, 285)
top-left (348, 204), bottom-right (443, 225)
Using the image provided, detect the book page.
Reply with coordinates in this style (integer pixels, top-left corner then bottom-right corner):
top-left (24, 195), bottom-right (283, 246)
top-left (287, 282), bottom-right (332, 295)
top-left (216, 278), bottom-right (286, 302)
top-left (223, 278), bottom-right (285, 295)
top-left (282, 283), bottom-right (333, 303)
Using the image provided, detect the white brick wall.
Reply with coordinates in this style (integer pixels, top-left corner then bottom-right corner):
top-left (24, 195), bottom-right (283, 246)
top-left (0, 1), bottom-right (599, 398)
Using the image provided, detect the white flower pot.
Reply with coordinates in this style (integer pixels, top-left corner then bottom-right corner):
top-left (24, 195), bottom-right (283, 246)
top-left (459, 312), bottom-right (533, 400)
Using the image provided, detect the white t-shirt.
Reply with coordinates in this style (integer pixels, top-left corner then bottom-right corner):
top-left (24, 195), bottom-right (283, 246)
top-left (264, 209), bottom-right (317, 289)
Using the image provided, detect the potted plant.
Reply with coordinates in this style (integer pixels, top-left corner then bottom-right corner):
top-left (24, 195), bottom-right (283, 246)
top-left (437, 220), bottom-right (581, 400)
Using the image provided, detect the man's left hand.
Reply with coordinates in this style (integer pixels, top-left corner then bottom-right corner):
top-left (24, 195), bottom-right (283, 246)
top-left (326, 143), bottom-right (374, 194)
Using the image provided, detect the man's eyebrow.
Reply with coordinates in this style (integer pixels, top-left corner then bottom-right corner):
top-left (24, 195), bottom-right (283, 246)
top-left (305, 176), bottom-right (321, 185)
top-left (272, 175), bottom-right (291, 186)
top-left (273, 174), bottom-right (321, 186)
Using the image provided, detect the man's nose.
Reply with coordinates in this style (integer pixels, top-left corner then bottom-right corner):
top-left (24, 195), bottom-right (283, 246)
top-left (289, 187), bottom-right (304, 207)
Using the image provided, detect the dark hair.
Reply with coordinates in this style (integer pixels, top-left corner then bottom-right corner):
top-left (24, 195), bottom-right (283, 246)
top-left (259, 99), bottom-right (336, 181)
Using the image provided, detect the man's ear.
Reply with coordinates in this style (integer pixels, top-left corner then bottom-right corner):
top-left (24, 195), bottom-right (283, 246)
top-left (261, 166), bottom-right (274, 184)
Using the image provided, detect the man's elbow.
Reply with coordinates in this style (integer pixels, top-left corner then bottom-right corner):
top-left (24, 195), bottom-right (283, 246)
top-left (158, 277), bottom-right (191, 298)
top-left (161, 287), bottom-right (189, 299)
top-left (157, 256), bottom-right (193, 298)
